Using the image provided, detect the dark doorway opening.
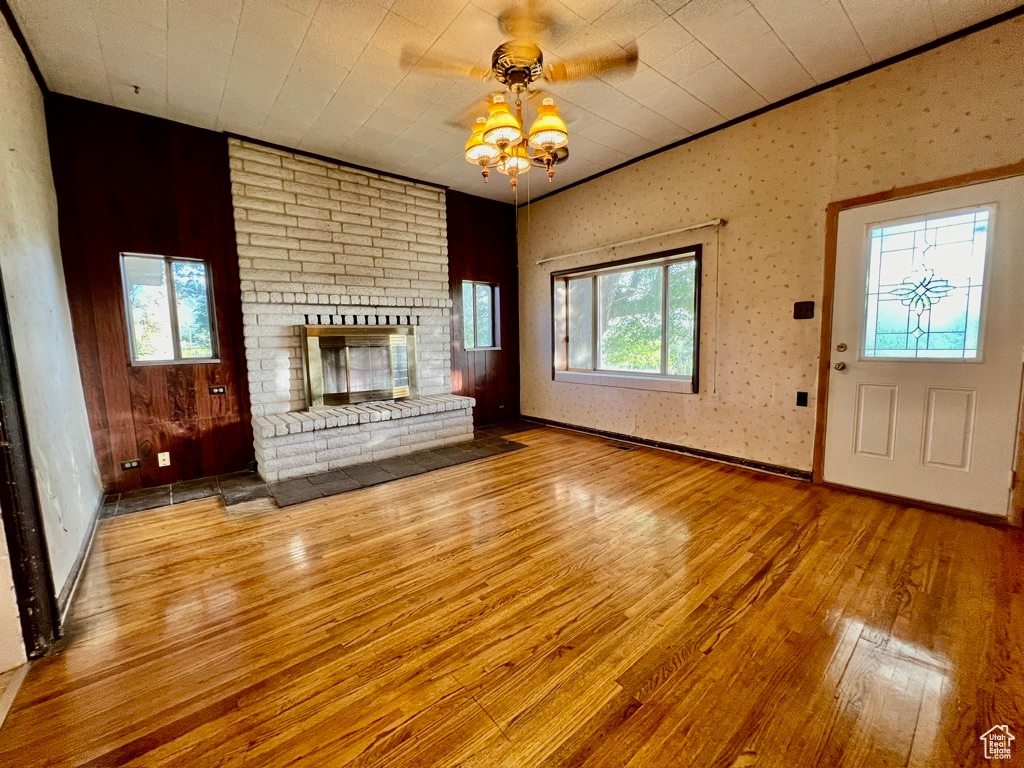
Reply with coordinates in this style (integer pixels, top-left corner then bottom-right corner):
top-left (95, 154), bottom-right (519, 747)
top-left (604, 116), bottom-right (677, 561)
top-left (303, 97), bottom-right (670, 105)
top-left (0, 272), bottom-right (59, 658)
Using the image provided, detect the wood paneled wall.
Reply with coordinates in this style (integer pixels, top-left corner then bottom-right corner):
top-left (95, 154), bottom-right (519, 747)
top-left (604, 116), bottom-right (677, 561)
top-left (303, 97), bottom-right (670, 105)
top-left (47, 95), bottom-right (252, 493)
top-left (446, 190), bottom-right (519, 426)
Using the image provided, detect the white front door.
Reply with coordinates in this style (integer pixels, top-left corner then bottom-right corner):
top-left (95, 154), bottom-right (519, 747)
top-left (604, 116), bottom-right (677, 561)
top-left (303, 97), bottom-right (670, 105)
top-left (823, 177), bottom-right (1024, 517)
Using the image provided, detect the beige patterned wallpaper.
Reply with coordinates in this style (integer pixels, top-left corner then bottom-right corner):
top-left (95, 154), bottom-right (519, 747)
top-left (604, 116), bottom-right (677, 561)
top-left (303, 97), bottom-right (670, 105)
top-left (517, 17), bottom-right (1024, 472)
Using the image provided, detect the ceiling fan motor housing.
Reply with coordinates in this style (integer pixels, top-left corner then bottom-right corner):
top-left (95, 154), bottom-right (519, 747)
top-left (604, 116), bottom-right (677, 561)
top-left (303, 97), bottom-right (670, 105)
top-left (492, 41), bottom-right (543, 91)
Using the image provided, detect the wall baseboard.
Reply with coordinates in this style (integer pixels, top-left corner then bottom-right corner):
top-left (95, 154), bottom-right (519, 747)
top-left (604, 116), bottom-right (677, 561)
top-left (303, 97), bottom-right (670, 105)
top-left (0, 663), bottom-right (30, 729)
top-left (520, 416), bottom-right (1011, 525)
top-left (822, 482), bottom-right (1011, 528)
top-left (56, 498), bottom-right (102, 624)
top-left (520, 415), bottom-right (813, 481)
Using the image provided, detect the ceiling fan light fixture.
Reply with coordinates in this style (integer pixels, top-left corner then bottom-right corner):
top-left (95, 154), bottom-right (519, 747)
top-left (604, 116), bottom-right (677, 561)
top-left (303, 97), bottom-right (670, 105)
top-left (528, 97), bottom-right (568, 151)
top-left (413, 4), bottom-right (640, 196)
top-left (482, 95), bottom-right (523, 148)
top-left (496, 143), bottom-right (531, 176)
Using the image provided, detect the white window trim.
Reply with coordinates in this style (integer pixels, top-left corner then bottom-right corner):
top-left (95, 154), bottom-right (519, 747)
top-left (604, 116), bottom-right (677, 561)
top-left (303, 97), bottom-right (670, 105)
top-left (551, 248), bottom-right (700, 395)
top-left (462, 280), bottom-right (501, 351)
top-left (554, 369), bottom-right (694, 393)
top-left (121, 252), bottom-right (221, 366)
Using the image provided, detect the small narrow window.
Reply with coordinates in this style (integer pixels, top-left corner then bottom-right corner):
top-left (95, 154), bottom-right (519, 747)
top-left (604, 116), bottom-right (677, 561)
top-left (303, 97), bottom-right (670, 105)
top-left (121, 253), bottom-right (219, 364)
top-left (462, 281), bottom-right (499, 350)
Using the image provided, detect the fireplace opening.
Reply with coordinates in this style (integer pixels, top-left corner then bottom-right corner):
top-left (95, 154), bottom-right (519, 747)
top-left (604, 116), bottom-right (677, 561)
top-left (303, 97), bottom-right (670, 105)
top-left (302, 326), bottom-right (416, 407)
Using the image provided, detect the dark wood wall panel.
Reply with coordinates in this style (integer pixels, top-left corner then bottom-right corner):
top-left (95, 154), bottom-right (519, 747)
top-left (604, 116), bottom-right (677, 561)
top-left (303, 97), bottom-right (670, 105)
top-left (47, 95), bottom-right (252, 493)
top-left (446, 190), bottom-right (519, 426)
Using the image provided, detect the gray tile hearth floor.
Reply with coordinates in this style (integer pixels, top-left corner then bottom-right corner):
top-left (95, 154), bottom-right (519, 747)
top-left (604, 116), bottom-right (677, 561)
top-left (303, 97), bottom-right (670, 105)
top-left (101, 470), bottom-right (272, 519)
top-left (268, 435), bottom-right (527, 507)
top-left (100, 420), bottom-right (536, 518)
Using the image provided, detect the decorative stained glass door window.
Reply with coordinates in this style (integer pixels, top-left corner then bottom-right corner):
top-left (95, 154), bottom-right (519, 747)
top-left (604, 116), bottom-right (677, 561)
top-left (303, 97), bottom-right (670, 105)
top-left (863, 207), bottom-right (990, 359)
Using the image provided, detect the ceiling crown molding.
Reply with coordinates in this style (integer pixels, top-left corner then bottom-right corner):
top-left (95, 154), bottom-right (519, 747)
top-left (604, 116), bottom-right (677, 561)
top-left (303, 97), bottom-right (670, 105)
top-left (520, 3), bottom-right (1024, 209)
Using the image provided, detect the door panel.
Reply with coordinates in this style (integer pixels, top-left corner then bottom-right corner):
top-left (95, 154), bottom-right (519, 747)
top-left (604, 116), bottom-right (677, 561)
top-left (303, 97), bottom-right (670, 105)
top-left (854, 384), bottom-right (898, 459)
top-left (921, 387), bottom-right (975, 470)
top-left (824, 177), bottom-right (1024, 516)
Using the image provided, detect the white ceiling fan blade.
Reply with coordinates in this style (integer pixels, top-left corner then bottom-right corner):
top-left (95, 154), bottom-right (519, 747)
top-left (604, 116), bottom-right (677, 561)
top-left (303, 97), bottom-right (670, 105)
top-left (400, 47), bottom-right (492, 81)
top-left (543, 42), bottom-right (639, 83)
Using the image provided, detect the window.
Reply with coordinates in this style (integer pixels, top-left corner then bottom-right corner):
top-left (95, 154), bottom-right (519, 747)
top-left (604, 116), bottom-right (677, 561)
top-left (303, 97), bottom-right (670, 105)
top-left (462, 281), bottom-right (499, 350)
top-left (553, 248), bottom-right (700, 393)
top-left (863, 207), bottom-right (990, 359)
top-left (121, 253), bottom-right (218, 364)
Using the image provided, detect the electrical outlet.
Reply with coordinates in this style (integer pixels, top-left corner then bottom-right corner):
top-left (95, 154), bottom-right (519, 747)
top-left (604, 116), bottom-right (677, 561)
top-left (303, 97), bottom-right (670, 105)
top-left (120, 459), bottom-right (141, 470)
top-left (209, 385), bottom-right (226, 395)
top-left (158, 451), bottom-right (171, 467)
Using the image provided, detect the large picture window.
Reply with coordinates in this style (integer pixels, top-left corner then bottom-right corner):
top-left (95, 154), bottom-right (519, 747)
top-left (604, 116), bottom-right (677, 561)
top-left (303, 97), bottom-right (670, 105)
top-left (121, 253), bottom-right (219, 364)
top-left (553, 248), bottom-right (700, 393)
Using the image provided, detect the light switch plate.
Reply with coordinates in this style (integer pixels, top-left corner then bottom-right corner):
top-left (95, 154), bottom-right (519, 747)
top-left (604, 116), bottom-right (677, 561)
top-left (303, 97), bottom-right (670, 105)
top-left (793, 301), bottom-right (815, 320)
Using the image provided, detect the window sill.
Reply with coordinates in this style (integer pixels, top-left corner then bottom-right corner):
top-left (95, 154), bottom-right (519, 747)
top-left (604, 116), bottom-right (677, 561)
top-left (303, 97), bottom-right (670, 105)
top-left (466, 346), bottom-right (501, 352)
top-left (554, 370), bottom-right (694, 394)
top-left (130, 358), bottom-right (222, 367)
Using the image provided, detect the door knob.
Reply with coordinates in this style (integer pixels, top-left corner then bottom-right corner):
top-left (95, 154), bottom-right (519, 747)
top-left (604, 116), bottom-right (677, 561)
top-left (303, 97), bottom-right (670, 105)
top-left (835, 343), bottom-right (847, 352)
top-left (833, 362), bottom-right (847, 371)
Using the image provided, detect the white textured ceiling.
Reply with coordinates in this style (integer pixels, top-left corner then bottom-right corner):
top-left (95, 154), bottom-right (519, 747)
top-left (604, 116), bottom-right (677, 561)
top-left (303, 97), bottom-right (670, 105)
top-left (9, 0), bottom-right (1020, 202)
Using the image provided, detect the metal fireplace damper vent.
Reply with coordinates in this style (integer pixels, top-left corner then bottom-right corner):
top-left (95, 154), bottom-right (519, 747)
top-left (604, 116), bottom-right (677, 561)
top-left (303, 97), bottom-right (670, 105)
top-left (301, 325), bottom-right (416, 408)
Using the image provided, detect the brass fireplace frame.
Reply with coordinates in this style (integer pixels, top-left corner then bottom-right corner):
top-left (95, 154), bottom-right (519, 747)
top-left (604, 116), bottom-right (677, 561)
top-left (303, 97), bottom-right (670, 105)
top-left (301, 325), bottom-right (417, 408)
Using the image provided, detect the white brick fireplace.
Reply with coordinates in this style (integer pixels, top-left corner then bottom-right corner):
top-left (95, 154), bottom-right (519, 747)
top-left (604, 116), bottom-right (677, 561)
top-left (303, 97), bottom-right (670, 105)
top-left (228, 139), bottom-right (473, 482)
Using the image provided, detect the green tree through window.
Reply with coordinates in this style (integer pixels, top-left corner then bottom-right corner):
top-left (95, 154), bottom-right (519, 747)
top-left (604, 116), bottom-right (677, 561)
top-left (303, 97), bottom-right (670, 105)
top-left (172, 261), bottom-right (214, 358)
top-left (462, 281), bottom-right (498, 350)
top-left (561, 250), bottom-right (699, 382)
top-left (123, 254), bottom-right (218, 363)
top-left (599, 266), bottom-right (663, 373)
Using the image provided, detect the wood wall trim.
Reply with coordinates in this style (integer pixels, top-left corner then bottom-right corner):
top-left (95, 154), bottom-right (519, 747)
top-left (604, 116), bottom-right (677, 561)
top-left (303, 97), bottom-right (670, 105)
top-left (520, 6), bottom-right (1024, 208)
top-left (55, 498), bottom-right (102, 622)
top-left (813, 159), bottom-right (1024, 527)
top-left (812, 202), bottom-right (842, 484)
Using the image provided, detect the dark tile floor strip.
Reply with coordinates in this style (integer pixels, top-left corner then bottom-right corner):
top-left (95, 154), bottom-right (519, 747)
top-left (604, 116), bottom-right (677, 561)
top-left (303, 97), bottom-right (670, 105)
top-left (101, 471), bottom-right (270, 519)
top-left (99, 421), bottom-right (536, 518)
top-left (472, 419), bottom-right (537, 439)
top-left (268, 436), bottom-right (528, 508)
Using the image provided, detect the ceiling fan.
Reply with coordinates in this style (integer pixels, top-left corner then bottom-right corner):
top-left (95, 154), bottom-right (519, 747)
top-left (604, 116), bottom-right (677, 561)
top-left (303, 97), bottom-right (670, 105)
top-left (399, 0), bottom-right (640, 190)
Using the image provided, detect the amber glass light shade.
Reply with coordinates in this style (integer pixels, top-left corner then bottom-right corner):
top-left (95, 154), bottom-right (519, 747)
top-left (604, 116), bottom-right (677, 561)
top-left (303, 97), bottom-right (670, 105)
top-left (464, 117), bottom-right (500, 164)
top-left (496, 144), bottom-right (531, 176)
top-left (528, 98), bottom-right (569, 150)
top-left (482, 96), bottom-right (523, 147)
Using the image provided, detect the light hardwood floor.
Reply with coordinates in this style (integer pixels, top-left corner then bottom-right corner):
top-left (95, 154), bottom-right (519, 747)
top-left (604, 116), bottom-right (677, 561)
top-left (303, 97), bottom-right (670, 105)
top-left (0, 426), bottom-right (1020, 766)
